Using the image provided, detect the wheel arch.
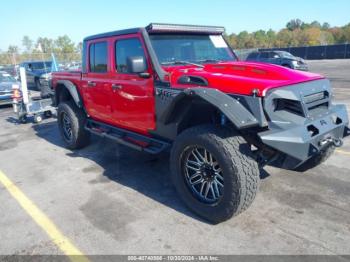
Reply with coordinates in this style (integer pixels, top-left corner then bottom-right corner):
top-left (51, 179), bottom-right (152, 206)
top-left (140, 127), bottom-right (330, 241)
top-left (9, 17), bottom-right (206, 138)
top-left (282, 63), bottom-right (292, 68)
top-left (159, 88), bottom-right (260, 133)
top-left (55, 80), bottom-right (83, 109)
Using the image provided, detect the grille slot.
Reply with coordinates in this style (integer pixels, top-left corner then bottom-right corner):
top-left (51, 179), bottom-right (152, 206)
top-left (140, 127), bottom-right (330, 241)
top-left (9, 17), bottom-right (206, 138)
top-left (304, 91), bottom-right (326, 104)
top-left (304, 91), bottom-right (329, 115)
top-left (274, 99), bottom-right (305, 117)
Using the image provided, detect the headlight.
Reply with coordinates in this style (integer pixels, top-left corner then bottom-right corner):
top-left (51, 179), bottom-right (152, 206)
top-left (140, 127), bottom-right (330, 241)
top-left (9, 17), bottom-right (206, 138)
top-left (291, 61), bottom-right (298, 66)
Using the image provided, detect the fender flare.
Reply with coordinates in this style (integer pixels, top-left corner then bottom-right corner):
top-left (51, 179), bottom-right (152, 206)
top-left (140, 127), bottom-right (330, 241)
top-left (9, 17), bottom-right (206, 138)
top-left (160, 88), bottom-right (259, 129)
top-left (56, 80), bottom-right (83, 108)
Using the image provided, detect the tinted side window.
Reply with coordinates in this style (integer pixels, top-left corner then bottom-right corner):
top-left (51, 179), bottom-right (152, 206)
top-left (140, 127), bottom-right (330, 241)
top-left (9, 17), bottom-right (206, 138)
top-left (115, 38), bottom-right (146, 73)
top-left (247, 52), bottom-right (258, 59)
top-left (260, 52), bottom-right (269, 59)
top-left (270, 52), bottom-right (280, 58)
top-left (89, 42), bottom-right (108, 73)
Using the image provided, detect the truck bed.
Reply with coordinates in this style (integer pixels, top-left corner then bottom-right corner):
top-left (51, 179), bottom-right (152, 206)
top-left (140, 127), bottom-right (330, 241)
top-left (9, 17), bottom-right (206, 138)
top-left (52, 71), bottom-right (82, 87)
top-left (52, 71), bottom-right (82, 81)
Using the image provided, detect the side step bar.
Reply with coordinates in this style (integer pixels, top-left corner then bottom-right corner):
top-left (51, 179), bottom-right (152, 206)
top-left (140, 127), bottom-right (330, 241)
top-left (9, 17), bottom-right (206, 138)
top-left (85, 119), bottom-right (170, 154)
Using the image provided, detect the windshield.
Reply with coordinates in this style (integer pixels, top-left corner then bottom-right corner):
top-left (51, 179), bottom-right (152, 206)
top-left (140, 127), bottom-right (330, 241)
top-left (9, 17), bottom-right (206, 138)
top-left (149, 34), bottom-right (236, 65)
top-left (31, 62), bottom-right (52, 70)
top-left (0, 73), bottom-right (16, 82)
top-left (278, 51), bottom-right (295, 59)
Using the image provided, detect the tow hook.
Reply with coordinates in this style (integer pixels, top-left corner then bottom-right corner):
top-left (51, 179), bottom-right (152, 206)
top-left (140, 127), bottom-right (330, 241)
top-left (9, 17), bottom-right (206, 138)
top-left (319, 137), bottom-right (343, 147)
top-left (333, 138), bottom-right (343, 147)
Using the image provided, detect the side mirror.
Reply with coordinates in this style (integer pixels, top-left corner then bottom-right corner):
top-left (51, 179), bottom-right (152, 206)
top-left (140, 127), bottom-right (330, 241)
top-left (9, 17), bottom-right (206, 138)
top-left (127, 56), bottom-right (147, 74)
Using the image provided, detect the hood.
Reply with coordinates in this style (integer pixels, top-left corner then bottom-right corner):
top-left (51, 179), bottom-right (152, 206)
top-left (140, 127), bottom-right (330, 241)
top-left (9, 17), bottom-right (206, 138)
top-left (0, 81), bottom-right (20, 92)
top-left (285, 56), bottom-right (306, 64)
top-left (32, 68), bottom-right (51, 75)
top-left (39, 72), bottom-right (52, 79)
top-left (165, 61), bottom-right (322, 96)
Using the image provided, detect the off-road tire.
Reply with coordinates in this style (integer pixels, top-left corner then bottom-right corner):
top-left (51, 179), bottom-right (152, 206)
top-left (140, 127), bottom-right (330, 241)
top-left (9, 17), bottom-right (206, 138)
top-left (295, 145), bottom-right (335, 172)
top-left (170, 125), bottom-right (260, 224)
top-left (57, 101), bottom-right (90, 149)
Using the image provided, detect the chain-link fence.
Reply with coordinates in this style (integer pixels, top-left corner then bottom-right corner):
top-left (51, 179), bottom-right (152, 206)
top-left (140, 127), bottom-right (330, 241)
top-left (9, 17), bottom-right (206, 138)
top-left (259, 44), bottom-right (350, 60)
top-left (235, 44), bottom-right (350, 61)
top-left (0, 52), bottom-right (81, 75)
top-left (234, 48), bottom-right (258, 61)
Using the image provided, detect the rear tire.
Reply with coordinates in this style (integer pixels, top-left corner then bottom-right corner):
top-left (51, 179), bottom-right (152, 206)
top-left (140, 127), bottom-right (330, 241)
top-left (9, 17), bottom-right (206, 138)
top-left (57, 101), bottom-right (90, 149)
top-left (170, 125), bottom-right (260, 224)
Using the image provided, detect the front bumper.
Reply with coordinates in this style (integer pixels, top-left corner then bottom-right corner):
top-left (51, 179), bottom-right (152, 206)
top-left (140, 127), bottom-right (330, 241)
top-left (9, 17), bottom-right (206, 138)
top-left (293, 63), bottom-right (308, 71)
top-left (259, 103), bottom-right (348, 167)
top-left (39, 78), bottom-right (54, 97)
top-left (39, 78), bottom-right (52, 88)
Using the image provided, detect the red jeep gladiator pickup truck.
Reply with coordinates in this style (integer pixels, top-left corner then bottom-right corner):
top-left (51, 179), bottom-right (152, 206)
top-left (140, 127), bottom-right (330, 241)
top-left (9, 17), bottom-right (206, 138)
top-left (52, 23), bottom-right (349, 223)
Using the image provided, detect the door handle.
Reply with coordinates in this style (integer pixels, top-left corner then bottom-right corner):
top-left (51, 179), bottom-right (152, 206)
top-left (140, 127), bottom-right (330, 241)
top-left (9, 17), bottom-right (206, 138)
top-left (87, 81), bottom-right (96, 87)
top-left (112, 84), bottom-right (123, 90)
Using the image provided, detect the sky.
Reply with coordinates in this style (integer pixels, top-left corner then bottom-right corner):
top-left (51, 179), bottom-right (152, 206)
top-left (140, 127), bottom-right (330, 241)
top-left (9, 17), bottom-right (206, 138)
top-left (1, 0), bottom-right (350, 50)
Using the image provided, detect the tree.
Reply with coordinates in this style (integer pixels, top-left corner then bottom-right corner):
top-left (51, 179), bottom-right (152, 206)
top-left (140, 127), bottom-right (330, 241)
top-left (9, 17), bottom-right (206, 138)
top-left (76, 42), bottom-right (83, 53)
top-left (7, 45), bottom-right (19, 54)
top-left (276, 29), bottom-right (294, 47)
top-left (236, 31), bottom-right (249, 48)
top-left (310, 21), bottom-right (321, 28)
top-left (342, 24), bottom-right (350, 43)
top-left (36, 37), bottom-right (54, 53)
top-left (319, 31), bottom-right (334, 45)
top-left (322, 22), bottom-right (331, 30)
top-left (329, 27), bottom-right (346, 43)
top-left (254, 30), bottom-right (268, 48)
top-left (54, 35), bottom-right (76, 61)
top-left (303, 27), bottom-right (322, 46)
top-left (266, 29), bottom-right (276, 48)
top-left (22, 36), bottom-right (33, 52)
top-left (286, 19), bottom-right (303, 31)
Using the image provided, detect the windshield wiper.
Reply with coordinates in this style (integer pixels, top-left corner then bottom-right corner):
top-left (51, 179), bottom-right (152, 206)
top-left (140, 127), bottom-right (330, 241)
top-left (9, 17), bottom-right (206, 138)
top-left (161, 60), bottom-right (204, 68)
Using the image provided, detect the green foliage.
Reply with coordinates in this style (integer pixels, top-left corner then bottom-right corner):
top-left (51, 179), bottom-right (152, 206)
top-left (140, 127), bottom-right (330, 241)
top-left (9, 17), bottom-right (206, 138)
top-left (22, 36), bottom-right (33, 52)
top-left (226, 19), bottom-right (350, 49)
top-left (1, 35), bottom-right (81, 65)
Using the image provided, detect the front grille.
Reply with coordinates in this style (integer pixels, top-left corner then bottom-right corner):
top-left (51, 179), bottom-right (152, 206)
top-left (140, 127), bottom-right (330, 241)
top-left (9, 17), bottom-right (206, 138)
top-left (264, 79), bottom-right (332, 122)
top-left (304, 91), bottom-right (329, 115)
top-left (304, 91), bottom-right (327, 104)
top-left (274, 98), bottom-right (304, 117)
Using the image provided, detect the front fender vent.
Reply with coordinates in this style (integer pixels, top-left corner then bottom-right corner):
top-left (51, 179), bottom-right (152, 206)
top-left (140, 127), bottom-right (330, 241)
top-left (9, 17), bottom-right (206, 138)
top-left (177, 75), bottom-right (208, 86)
